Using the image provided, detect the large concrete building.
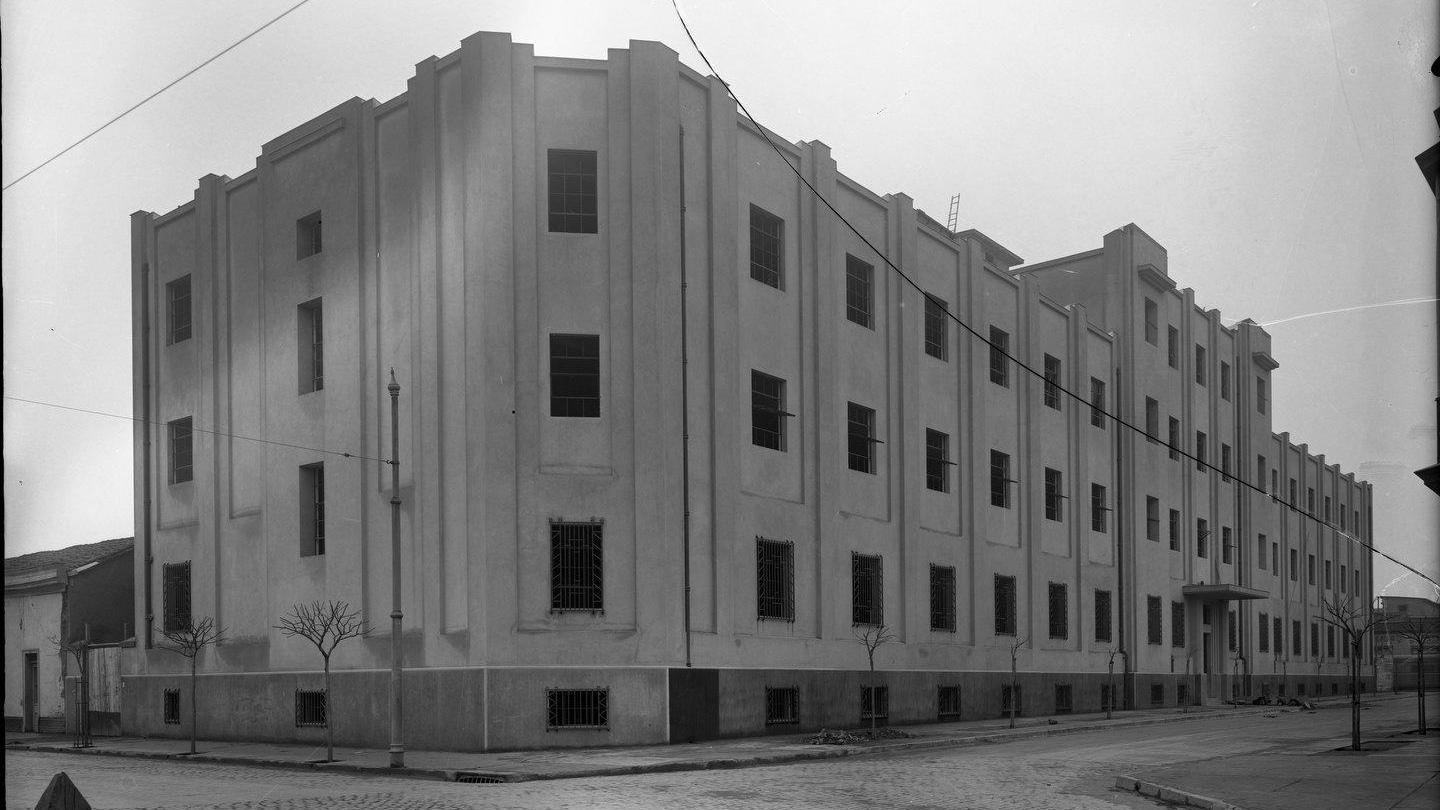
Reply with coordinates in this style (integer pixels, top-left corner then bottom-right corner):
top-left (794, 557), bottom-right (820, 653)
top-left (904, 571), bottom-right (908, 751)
top-left (125, 32), bottom-right (1374, 750)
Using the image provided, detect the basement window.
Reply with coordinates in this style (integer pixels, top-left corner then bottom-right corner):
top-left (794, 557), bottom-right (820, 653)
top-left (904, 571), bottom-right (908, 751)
top-left (1054, 684), bottom-right (1073, 714)
top-left (861, 686), bottom-right (889, 724)
top-left (938, 686), bottom-right (962, 721)
top-left (765, 686), bottom-right (798, 726)
top-left (546, 688), bottom-right (608, 730)
top-left (1151, 684), bottom-right (1165, 705)
top-left (163, 689), bottom-right (180, 724)
top-left (1001, 685), bottom-right (1023, 718)
top-left (295, 690), bottom-right (327, 727)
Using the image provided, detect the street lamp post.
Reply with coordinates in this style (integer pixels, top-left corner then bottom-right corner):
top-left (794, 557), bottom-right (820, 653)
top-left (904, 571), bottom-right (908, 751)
top-left (388, 370), bottom-right (405, 768)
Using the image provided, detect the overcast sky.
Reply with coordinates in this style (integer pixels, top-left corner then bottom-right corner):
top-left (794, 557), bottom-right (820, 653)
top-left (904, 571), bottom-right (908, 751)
top-left (3, 0), bottom-right (1436, 597)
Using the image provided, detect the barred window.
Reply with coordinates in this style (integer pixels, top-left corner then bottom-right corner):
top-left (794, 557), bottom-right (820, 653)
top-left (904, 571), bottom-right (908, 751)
top-left (1144, 298), bottom-right (1158, 345)
top-left (1094, 589), bottom-right (1112, 643)
top-left (845, 254), bottom-right (874, 328)
top-left (1258, 612), bottom-right (1269, 652)
top-left (925, 429), bottom-right (953, 493)
top-left (1145, 496), bottom-right (1159, 542)
top-left (756, 538), bottom-right (795, 621)
top-left (861, 686), bottom-right (889, 723)
top-left (1089, 377), bottom-right (1106, 428)
top-left (994, 574), bottom-right (1017, 636)
top-left (1195, 344), bottom-right (1207, 386)
top-left (938, 685), bottom-right (962, 720)
top-left (851, 553), bottom-right (883, 625)
top-left (1167, 326), bottom-right (1179, 368)
top-left (163, 689), bottom-right (181, 725)
top-left (167, 275), bottom-right (192, 344)
top-left (1178, 683), bottom-right (1189, 704)
top-left (749, 204), bottom-right (784, 288)
top-left (1168, 417), bottom-right (1180, 460)
top-left (296, 211), bottom-right (323, 257)
top-left (991, 450), bottom-right (1014, 508)
top-left (1054, 684), bottom-right (1073, 714)
top-left (550, 521), bottom-right (604, 612)
top-left (1147, 596), bottom-right (1163, 645)
top-left (546, 688), bottom-right (608, 729)
top-left (1101, 684), bottom-right (1116, 711)
top-left (1043, 467), bottom-right (1065, 522)
top-left (923, 294), bottom-right (948, 360)
top-left (1048, 582), bottom-right (1068, 640)
top-left (162, 561), bottom-right (192, 634)
top-left (295, 690), bottom-right (327, 727)
top-left (1090, 484), bottom-right (1108, 533)
top-left (298, 299), bottom-right (324, 394)
top-left (989, 327), bottom-right (1010, 386)
top-left (550, 334), bottom-right (600, 418)
top-left (1001, 685), bottom-right (1023, 717)
top-left (1197, 519), bottom-right (1209, 559)
top-left (1043, 354), bottom-right (1062, 410)
top-left (930, 565), bottom-right (956, 632)
top-left (1168, 509), bottom-right (1181, 551)
top-left (300, 463), bottom-right (325, 556)
top-left (751, 370), bottom-right (789, 451)
top-left (765, 686), bottom-right (798, 725)
top-left (548, 150), bottom-right (598, 234)
top-left (1151, 683), bottom-right (1165, 705)
top-left (847, 402), bottom-right (879, 474)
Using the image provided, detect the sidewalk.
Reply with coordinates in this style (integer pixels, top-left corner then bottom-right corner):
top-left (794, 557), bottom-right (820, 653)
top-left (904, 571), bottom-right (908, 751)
top-left (5, 694), bottom-right (1378, 784)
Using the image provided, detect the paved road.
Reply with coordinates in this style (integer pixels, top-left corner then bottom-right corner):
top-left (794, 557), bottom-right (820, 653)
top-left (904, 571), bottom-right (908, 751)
top-left (7, 698), bottom-right (1433, 810)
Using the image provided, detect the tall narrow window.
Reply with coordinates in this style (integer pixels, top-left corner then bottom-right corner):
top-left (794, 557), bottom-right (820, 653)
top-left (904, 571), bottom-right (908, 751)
top-left (925, 429), bottom-right (953, 493)
top-left (1272, 541), bottom-right (1279, 575)
top-left (751, 370), bottom-right (789, 451)
top-left (1257, 456), bottom-right (1267, 492)
top-left (1229, 611), bottom-right (1238, 651)
top-left (1094, 589), bottom-right (1112, 643)
top-left (930, 565), bottom-right (956, 632)
top-left (847, 402), bottom-right (879, 474)
top-left (756, 538), bottom-right (795, 621)
top-left (1221, 526), bottom-right (1233, 564)
top-left (924, 294), bottom-right (948, 360)
top-left (1220, 361), bottom-right (1231, 401)
top-left (1171, 601), bottom-right (1186, 648)
top-left (550, 521), bottom-right (604, 612)
top-left (1167, 326), bottom-right (1179, 368)
top-left (550, 334), bottom-right (600, 417)
top-left (1324, 559), bottom-right (1332, 589)
top-left (1259, 612), bottom-right (1270, 652)
top-left (162, 561), bottom-right (192, 633)
top-left (1197, 518), bottom-right (1210, 558)
top-left (989, 327), bottom-right (1010, 386)
top-left (1324, 496), bottom-right (1331, 522)
top-left (748, 204), bottom-right (784, 288)
top-left (1145, 496), bottom-right (1159, 542)
top-left (168, 417), bottom-right (193, 485)
top-left (1256, 377), bottom-right (1268, 414)
top-left (1169, 509), bottom-right (1181, 551)
top-left (1144, 298), bottom-right (1159, 344)
top-left (1221, 444), bottom-right (1232, 482)
top-left (1275, 617), bottom-right (1284, 654)
top-left (1289, 548), bottom-right (1298, 581)
top-left (1339, 506), bottom-right (1346, 531)
top-left (994, 574), bottom-right (1017, 635)
top-left (296, 211), bottom-right (323, 258)
top-left (1195, 344), bottom-right (1207, 386)
top-left (845, 254), bottom-right (874, 327)
top-left (851, 553), bottom-right (883, 625)
top-left (1168, 417), bottom-right (1180, 460)
top-left (1145, 397), bottom-right (1159, 443)
top-left (990, 450), bottom-right (1013, 508)
top-left (1308, 553), bottom-right (1316, 585)
top-left (1272, 469), bottom-right (1279, 495)
top-left (1090, 483), bottom-right (1108, 532)
top-left (167, 275), bottom-right (192, 344)
top-left (1147, 596), bottom-right (1163, 644)
top-left (1044, 467), bottom-right (1065, 522)
top-left (1340, 564), bottom-right (1347, 593)
top-left (1090, 377), bottom-right (1106, 428)
top-left (1289, 478), bottom-right (1297, 505)
top-left (1311, 622), bottom-right (1320, 658)
top-left (1196, 431), bottom-right (1208, 471)
top-left (1048, 582), bottom-right (1068, 639)
top-left (1043, 354), bottom-right (1062, 410)
top-left (1259, 533), bottom-right (1268, 569)
top-left (298, 299), bottom-right (323, 394)
top-left (300, 462), bottom-right (325, 556)
top-left (548, 150), bottom-right (598, 233)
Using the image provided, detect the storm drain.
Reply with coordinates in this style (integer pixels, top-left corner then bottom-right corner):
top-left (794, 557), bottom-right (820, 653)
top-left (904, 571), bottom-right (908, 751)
top-left (455, 771), bottom-right (509, 783)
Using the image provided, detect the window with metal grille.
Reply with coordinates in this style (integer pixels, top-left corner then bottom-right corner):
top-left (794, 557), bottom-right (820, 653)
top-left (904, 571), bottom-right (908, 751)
top-left (1178, 683), bottom-right (1189, 704)
top-left (861, 686), bottom-right (889, 723)
top-left (1221, 527), bottom-right (1233, 564)
top-left (1311, 623), bottom-right (1320, 657)
top-left (1001, 685), bottom-right (1022, 717)
top-left (847, 402), bottom-right (878, 474)
top-left (989, 326), bottom-right (1010, 386)
top-left (938, 685), bottom-right (962, 720)
top-left (925, 429), bottom-right (952, 493)
top-left (756, 538), bottom-right (794, 621)
top-left (751, 370), bottom-right (789, 451)
top-left (167, 275), bottom-right (192, 344)
top-left (1043, 468), bottom-right (1064, 522)
top-left (549, 334), bottom-right (600, 418)
top-left (1194, 344), bottom-right (1207, 386)
top-left (1228, 611), bottom-right (1237, 651)
top-left (1167, 326), bottom-right (1179, 368)
top-left (162, 561), bottom-right (191, 633)
top-left (1258, 612), bottom-right (1269, 652)
top-left (298, 299), bottom-right (323, 393)
top-left (1326, 625), bottom-right (1335, 658)
top-left (1043, 354), bottom-right (1062, 409)
top-left (1090, 484), bottom-right (1108, 532)
top-left (1168, 509), bottom-right (1180, 551)
top-left (1171, 602), bottom-right (1185, 648)
top-left (1221, 444), bottom-right (1232, 482)
top-left (1101, 684), bottom-right (1116, 711)
top-left (748, 204), bottom-right (783, 288)
top-left (550, 521), bottom-right (603, 613)
top-left (924, 294), bottom-right (948, 360)
top-left (168, 417), bottom-right (194, 484)
top-left (851, 554), bottom-right (883, 625)
top-left (546, 688), bottom-right (608, 729)
top-left (765, 686), bottom-right (798, 725)
top-left (1196, 431), bottom-right (1207, 471)
top-left (1324, 559), bottom-right (1332, 589)
top-left (1089, 377), bottom-right (1106, 428)
top-left (1197, 519), bottom-right (1209, 559)
top-left (1095, 589), bottom-right (1112, 643)
top-left (296, 211), bottom-right (323, 258)
top-left (1274, 617), bottom-right (1284, 654)
top-left (1144, 298), bottom-right (1158, 344)
top-left (994, 574), bottom-right (1017, 636)
top-left (1292, 620), bottom-right (1302, 656)
top-left (163, 689), bottom-right (180, 724)
top-left (1048, 582), bottom-right (1068, 639)
top-left (300, 462), bottom-right (325, 556)
top-left (1220, 361), bottom-right (1231, 401)
top-left (1256, 377), bottom-right (1267, 413)
top-left (930, 565), bottom-right (956, 632)
top-left (1151, 683), bottom-right (1165, 705)
top-left (1168, 417), bottom-right (1180, 460)
top-left (990, 451), bottom-right (1014, 508)
top-left (1054, 684), bottom-right (1073, 714)
top-left (1289, 548), bottom-right (1298, 581)
top-left (1147, 596), bottom-right (1163, 645)
top-left (1144, 397), bottom-right (1159, 443)
top-left (1307, 554), bottom-right (1315, 585)
top-left (1145, 497), bottom-right (1159, 542)
top-left (548, 150), bottom-right (598, 233)
top-left (845, 254), bottom-right (873, 328)
top-left (295, 690), bottom-right (327, 727)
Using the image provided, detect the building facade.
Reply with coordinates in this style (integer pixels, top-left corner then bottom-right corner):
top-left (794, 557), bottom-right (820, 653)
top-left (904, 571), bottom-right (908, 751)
top-left (126, 32), bottom-right (1374, 750)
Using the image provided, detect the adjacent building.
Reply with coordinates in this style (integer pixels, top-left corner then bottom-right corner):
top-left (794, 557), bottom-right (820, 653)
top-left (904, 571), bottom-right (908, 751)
top-left (125, 32), bottom-right (1374, 750)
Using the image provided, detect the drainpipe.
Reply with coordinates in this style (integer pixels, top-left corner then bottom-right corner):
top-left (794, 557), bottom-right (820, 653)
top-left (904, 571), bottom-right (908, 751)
top-left (1114, 365), bottom-right (1130, 707)
top-left (141, 262), bottom-right (155, 649)
top-left (678, 125), bottom-right (693, 668)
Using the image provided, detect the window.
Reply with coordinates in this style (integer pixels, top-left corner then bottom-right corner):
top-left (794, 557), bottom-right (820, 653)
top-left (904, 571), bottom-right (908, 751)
top-left (548, 150), bottom-right (598, 233)
top-left (990, 450), bottom-right (1013, 508)
top-left (1151, 683), bottom-right (1165, 705)
top-left (1339, 507), bottom-right (1346, 531)
top-left (1195, 431), bottom-right (1207, 471)
top-left (1220, 361), bottom-right (1231, 401)
top-left (1274, 617), bottom-right (1284, 654)
top-left (924, 295), bottom-right (948, 359)
top-left (1272, 469), bottom-right (1279, 495)
top-left (163, 689), bottom-right (181, 724)
top-left (938, 686), bottom-right (962, 720)
top-left (1145, 496), bottom-right (1160, 542)
top-left (1168, 417), bottom-right (1180, 460)
top-left (765, 687), bottom-right (798, 725)
top-left (297, 299), bottom-right (323, 393)
top-left (1095, 590), bottom-right (1112, 643)
top-left (861, 686), bottom-right (889, 724)
top-left (1144, 298), bottom-right (1159, 344)
top-left (1257, 377), bottom-right (1268, 414)
top-left (1101, 684), bottom-right (1117, 711)
top-left (1147, 596), bottom-right (1163, 644)
top-left (1168, 509), bottom-right (1180, 551)
top-left (751, 371), bottom-right (789, 451)
top-left (1048, 582), bottom-right (1068, 639)
top-left (748, 204), bottom-right (783, 288)
top-left (1145, 397), bottom-right (1159, 443)
top-left (547, 689), bottom-right (608, 729)
top-left (1090, 484), bottom-right (1108, 532)
top-left (989, 327), bottom-right (1010, 386)
top-left (300, 463), bottom-right (325, 556)
top-left (1271, 541), bottom-right (1279, 576)
top-left (168, 417), bottom-right (194, 484)
top-left (1001, 685), bottom-right (1023, 717)
top-left (1324, 496), bottom-right (1331, 522)
top-left (295, 690), bottom-right (327, 727)
top-left (844, 254), bottom-right (873, 327)
top-left (1195, 345), bottom-right (1207, 386)
top-left (1171, 601), bottom-right (1186, 648)
top-left (1259, 533), bottom-right (1268, 569)
top-left (1043, 468), bottom-right (1064, 522)
top-left (167, 275), bottom-right (192, 344)
top-left (756, 538), bottom-right (794, 621)
top-left (550, 521), bottom-right (604, 612)
top-left (1043, 354), bottom-right (1062, 409)
top-left (1311, 623), bottom-right (1320, 658)
top-left (1324, 559), bottom-right (1332, 590)
top-left (1289, 478), bottom-right (1297, 505)
top-left (296, 211), bottom-right (323, 258)
top-left (1167, 326), bottom-right (1179, 368)
top-left (1221, 444), bottom-right (1231, 482)
top-left (1221, 527), bottom-right (1233, 564)
top-left (1292, 620), bottom-right (1302, 657)
top-left (1228, 610), bottom-right (1238, 651)
top-left (1197, 519), bottom-right (1209, 558)
top-left (925, 429), bottom-right (953, 493)
top-left (1340, 564), bottom-right (1347, 593)
top-left (847, 402), bottom-right (879, 474)
top-left (1090, 377), bottom-right (1106, 428)
top-left (930, 565), bottom-right (956, 632)
top-left (1326, 625), bottom-right (1335, 658)
top-left (1308, 554), bottom-right (1316, 585)
top-left (1355, 569), bottom-right (1361, 595)
top-left (162, 561), bottom-right (191, 634)
top-left (1257, 456), bottom-right (1267, 492)
top-left (1179, 683), bottom-right (1190, 704)
top-left (1289, 548), bottom-right (1298, 581)
top-left (994, 574), bottom-right (1017, 636)
top-left (1258, 612), bottom-right (1270, 652)
top-left (852, 554), bottom-right (883, 625)
top-left (1307, 487), bottom-right (1315, 512)
top-left (1054, 684), bottom-right (1073, 714)
top-left (550, 334), bottom-right (600, 417)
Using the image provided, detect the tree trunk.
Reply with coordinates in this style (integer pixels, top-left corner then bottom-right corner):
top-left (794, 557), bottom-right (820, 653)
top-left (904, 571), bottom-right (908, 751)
top-left (189, 655), bottom-right (198, 755)
top-left (1350, 638), bottom-right (1361, 751)
top-left (1009, 656), bottom-right (1018, 730)
top-left (1419, 647), bottom-right (1428, 736)
top-left (324, 658), bottom-right (334, 762)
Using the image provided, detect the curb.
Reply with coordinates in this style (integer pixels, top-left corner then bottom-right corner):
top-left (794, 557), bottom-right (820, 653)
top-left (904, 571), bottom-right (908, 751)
top-left (1115, 775), bottom-right (1246, 810)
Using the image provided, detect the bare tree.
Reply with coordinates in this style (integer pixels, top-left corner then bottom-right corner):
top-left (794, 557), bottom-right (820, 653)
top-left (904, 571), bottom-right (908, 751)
top-left (1008, 636), bottom-right (1030, 729)
top-left (1388, 612), bottom-right (1440, 735)
top-left (1322, 598), bottom-right (1384, 751)
top-left (158, 617), bottom-right (225, 755)
top-left (852, 623), bottom-right (895, 734)
top-left (275, 600), bottom-right (371, 762)
top-left (1105, 648), bottom-right (1126, 720)
top-left (48, 631), bottom-right (90, 748)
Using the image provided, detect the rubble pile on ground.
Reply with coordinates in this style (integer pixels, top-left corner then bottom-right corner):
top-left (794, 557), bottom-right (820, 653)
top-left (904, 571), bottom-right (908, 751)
top-left (805, 727), bottom-right (915, 745)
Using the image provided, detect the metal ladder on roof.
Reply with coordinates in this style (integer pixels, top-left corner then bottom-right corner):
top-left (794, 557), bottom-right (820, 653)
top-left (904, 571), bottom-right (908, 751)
top-left (945, 193), bottom-right (961, 234)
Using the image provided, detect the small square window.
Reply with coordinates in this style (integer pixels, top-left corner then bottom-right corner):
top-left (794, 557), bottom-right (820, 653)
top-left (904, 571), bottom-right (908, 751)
top-left (548, 150), bottom-right (598, 234)
top-left (295, 690), bottom-right (327, 727)
top-left (845, 254), bottom-right (874, 328)
top-left (296, 212), bottom-right (322, 259)
top-left (167, 275), bottom-right (192, 344)
top-left (749, 205), bottom-right (784, 288)
top-left (861, 685), bottom-right (889, 724)
top-left (765, 686), bottom-right (798, 725)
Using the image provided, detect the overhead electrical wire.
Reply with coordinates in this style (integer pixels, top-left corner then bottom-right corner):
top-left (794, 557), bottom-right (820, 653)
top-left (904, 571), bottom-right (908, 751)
top-left (667, 0), bottom-right (1437, 591)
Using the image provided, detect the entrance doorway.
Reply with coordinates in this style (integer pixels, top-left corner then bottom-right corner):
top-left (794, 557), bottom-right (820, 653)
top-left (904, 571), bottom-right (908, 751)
top-left (23, 651), bottom-right (38, 732)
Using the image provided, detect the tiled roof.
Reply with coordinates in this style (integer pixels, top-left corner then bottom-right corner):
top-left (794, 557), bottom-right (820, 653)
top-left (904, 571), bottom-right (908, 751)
top-left (4, 537), bottom-right (134, 581)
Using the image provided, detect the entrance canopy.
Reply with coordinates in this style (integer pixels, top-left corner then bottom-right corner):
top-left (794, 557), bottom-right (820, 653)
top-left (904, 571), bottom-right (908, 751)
top-left (1182, 583), bottom-right (1269, 601)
